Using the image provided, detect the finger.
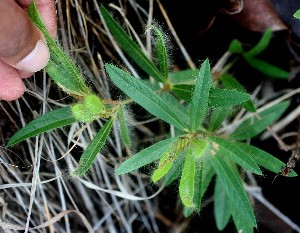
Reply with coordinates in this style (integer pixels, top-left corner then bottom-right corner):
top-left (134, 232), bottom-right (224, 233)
top-left (19, 70), bottom-right (34, 79)
top-left (0, 0), bottom-right (49, 73)
top-left (0, 60), bottom-right (25, 101)
top-left (17, 0), bottom-right (57, 38)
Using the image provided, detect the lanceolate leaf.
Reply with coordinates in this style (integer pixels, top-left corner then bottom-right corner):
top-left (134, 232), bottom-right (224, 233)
top-left (183, 207), bottom-right (194, 218)
top-left (228, 39), bottom-right (244, 54)
top-left (192, 139), bottom-right (208, 158)
top-left (220, 73), bottom-right (256, 112)
top-left (231, 114), bottom-right (276, 140)
top-left (116, 137), bottom-right (178, 175)
top-left (190, 59), bottom-right (211, 131)
top-left (230, 199), bottom-right (254, 233)
top-left (246, 58), bottom-right (289, 79)
top-left (231, 101), bottom-right (290, 140)
top-left (174, 153), bottom-right (215, 214)
top-left (209, 155), bottom-right (256, 227)
top-left (28, 2), bottom-right (90, 97)
top-left (152, 150), bottom-right (176, 182)
top-left (209, 88), bottom-right (251, 109)
top-left (244, 29), bottom-right (273, 58)
top-left (180, 160), bottom-right (203, 217)
top-left (8, 107), bottom-right (76, 147)
top-left (100, 6), bottom-right (165, 83)
top-left (209, 136), bottom-right (262, 175)
top-left (140, 80), bottom-right (190, 126)
top-left (72, 117), bottom-right (114, 176)
top-left (234, 142), bottom-right (297, 177)
top-left (193, 158), bottom-right (203, 212)
top-left (147, 26), bottom-right (169, 81)
top-left (294, 9), bottom-right (300, 19)
top-left (163, 151), bottom-right (186, 186)
top-left (159, 92), bottom-right (190, 126)
top-left (214, 177), bottom-right (231, 231)
top-left (220, 73), bottom-right (247, 91)
top-left (179, 148), bottom-right (196, 207)
top-left (171, 84), bottom-right (193, 101)
top-left (118, 105), bottom-right (131, 146)
top-left (201, 154), bottom-right (215, 197)
top-left (181, 153), bottom-right (215, 215)
top-left (105, 64), bottom-right (186, 130)
top-left (168, 69), bottom-right (198, 85)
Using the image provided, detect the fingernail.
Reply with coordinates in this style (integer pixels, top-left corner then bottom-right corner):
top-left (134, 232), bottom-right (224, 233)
top-left (15, 40), bottom-right (49, 72)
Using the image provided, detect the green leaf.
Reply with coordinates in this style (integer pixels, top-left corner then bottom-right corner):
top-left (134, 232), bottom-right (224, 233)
top-left (220, 73), bottom-right (246, 92)
top-left (294, 9), bottom-right (300, 19)
top-left (171, 75), bottom-right (252, 109)
top-left (234, 142), bottom-right (297, 177)
top-left (183, 206), bottom-right (194, 218)
top-left (208, 108), bottom-right (231, 132)
top-left (171, 84), bottom-right (193, 101)
top-left (147, 25), bottom-right (169, 81)
top-left (116, 137), bottom-right (178, 175)
top-left (159, 92), bottom-right (190, 126)
top-left (190, 59), bottom-right (211, 131)
top-left (231, 114), bottom-right (275, 140)
top-left (152, 149), bottom-right (176, 182)
top-left (8, 107), bottom-right (76, 146)
top-left (28, 2), bottom-right (90, 97)
top-left (209, 155), bottom-right (256, 227)
top-left (214, 177), bottom-right (231, 230)
top-left (220, 73), bottom-right (246, 91)
top-left (209, 136), bottom-right (262, 175)
top-left (181, 154), bottom-right (215, 216)
top-left (231, 200), bottom-right (254, 233)
top-left (100, 6), bottom-right (165, 83)
top-left (179, 148), bottom-right (196, 207)
top-left (72, 117), bottom-right (114, 176)
top-left (71, 94), bottom-right (105, 122)
top-left (192, 139), bottom-right (208, 159)
top-left (118, 105), bottom-right (131, 146)
top-left (105, 64), bottom-right (186, 130)
top-left (209, 88), bottom-right (251, 109)
top-left (168, 69), bottom-right (198, 85)
top-left (163, 151), bottom-right (186, 186)
top-left (228, 39), bottom-right (244, 54)
top-left (220, 73), bottom-right (256, 112)
top-left (231, 101), bottom-right (290, 140)
top-left (84, 94), bottom-right (105, 115)
top-left (244, 28), bottom-right (273, 58)
top-left (71, 104), bottom-right (95, 122)
top-left (193, 158), bottom-right (203, 212)
top-left (246, 58), bottom-right (289, 79)
top-left (201, 154), bottom-right (215, 197)
top-left (139, 80), bottom-right (190, 126)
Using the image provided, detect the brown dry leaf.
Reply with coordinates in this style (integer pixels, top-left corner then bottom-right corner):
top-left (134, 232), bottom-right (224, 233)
top-left (218, 0), bottom-right (243, 15)
top-left (231, 0), bottom-right (288, 32)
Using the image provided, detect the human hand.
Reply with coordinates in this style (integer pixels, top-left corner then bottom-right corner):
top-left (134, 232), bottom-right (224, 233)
top-left (0, 0), bottom-right (56, 101)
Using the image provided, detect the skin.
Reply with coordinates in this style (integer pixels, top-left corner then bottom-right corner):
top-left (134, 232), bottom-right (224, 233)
top-left (0, 0), bottom-right (56, 101)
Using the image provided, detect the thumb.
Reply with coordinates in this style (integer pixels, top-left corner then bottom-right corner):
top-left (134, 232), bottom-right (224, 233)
top-left (0, 0), bottom-right (49, 72)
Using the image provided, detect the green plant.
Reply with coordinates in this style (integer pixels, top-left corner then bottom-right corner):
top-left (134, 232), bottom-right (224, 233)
top-left (294, 9), bottom-right (300, 19)
top-left (7, 3), bottom-right (297, 232)
top-left (228, 28), bottom-right (289, 79)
